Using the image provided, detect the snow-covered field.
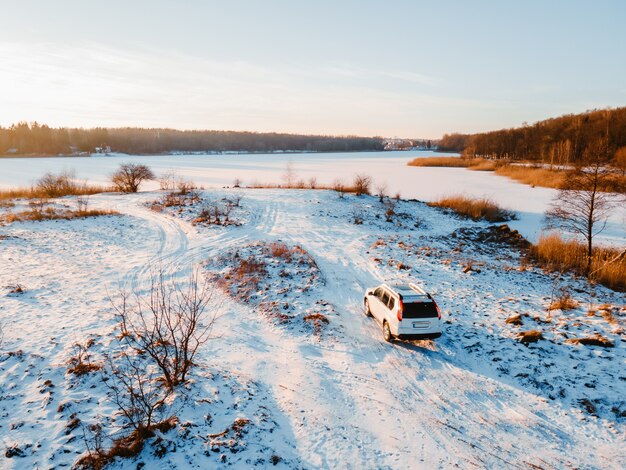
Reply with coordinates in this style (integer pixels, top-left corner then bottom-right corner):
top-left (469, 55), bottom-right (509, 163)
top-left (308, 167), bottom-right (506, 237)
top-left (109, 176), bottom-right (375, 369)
top-left (0, 150), bottom-right (624, 245)
top-left (1, 188), bottom-right (624, 469)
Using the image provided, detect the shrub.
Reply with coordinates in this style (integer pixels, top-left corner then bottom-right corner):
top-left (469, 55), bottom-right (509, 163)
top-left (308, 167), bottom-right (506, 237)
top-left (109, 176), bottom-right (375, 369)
top-left (113, 270), bottom-right (216, 389)
top-left (111, 163), bottom-right (155, 193)
top-left (428, 195), bottom-right (514, 222)
top-left (529, 234), bottom-right (626, 292)
top-left (36, 170), bottom-right (79, 198)
top-left (353, 174), bottom-right (372, 196)
top-left (332, 179), bottom-right (346, 198)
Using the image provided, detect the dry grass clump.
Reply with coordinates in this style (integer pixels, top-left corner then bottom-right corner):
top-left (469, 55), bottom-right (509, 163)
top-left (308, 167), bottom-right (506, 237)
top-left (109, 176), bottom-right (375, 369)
top-left (505, 314), bottom-right (523, 326)
top-left (67, 341), bottom-right (101, 376)
top-left (565, 334), bottom-right (614, 348)
top-left (548, 291), bottom-right (579, 311)
top-left (269, 241), bottom-right (292, 260)
top-left (529, 234), bottom-right (626, 292)
top-left (494, 165), bottom-right (567, 189)
top-left (516, 330), bottom-right (543, 343)
top-left (2, 207), bottom-right (118, 224)
top-left (428, 195), bottom-right (514, 222)
top-left (371, 239), bottom-right (387, 248)
top-left (408, 157), bottom-right (503, 171)
top-left (408, 157), bottom-right (481, 168)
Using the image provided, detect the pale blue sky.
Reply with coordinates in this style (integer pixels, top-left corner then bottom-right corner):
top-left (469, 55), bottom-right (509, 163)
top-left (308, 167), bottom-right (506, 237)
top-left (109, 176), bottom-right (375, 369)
top-left (1, 0), bottom-right (625, 137)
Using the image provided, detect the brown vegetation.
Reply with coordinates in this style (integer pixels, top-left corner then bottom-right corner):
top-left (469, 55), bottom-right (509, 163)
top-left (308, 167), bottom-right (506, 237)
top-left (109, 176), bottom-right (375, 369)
top-left (505, 314), bottom-right (523, 326)
top-left (76, 417), bottom-right (178, 470)
top-left (428, 195), bottom-right (514, 222)
top-left (408, 156), bottom-right (497, 170)
top-left (303, 313), bottom-right (330, 335)
top-left (516, 330), bottom-right (543, 343)
top-left (529, 234), bottom-right (626, 292)
top-left (565, 334), bottom-right (614, 348)
top-left (67, 341), bottom-right (102, 376)
top-left (0, 171), bottom-right (112, 200)
top-left (2, 206), bottom-right (118, 224)
top-left (548, 291), bottom-right (579, 311)
top-left (493, 165), bottom-right (567, 189)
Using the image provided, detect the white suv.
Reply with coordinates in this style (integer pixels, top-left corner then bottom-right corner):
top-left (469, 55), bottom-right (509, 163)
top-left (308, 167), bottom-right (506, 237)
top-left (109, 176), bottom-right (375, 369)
top-left (364, 283), bottom-right (442, 342)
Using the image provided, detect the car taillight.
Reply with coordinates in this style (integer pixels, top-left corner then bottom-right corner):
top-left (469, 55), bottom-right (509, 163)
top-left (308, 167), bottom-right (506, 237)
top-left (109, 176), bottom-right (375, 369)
top-left (433, 300), bottom-right (441, 320)
top-left (397, 298), bottom-right (403, 322)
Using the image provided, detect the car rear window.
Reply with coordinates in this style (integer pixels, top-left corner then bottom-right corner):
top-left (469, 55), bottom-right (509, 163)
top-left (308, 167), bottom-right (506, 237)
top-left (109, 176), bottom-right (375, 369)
top-left (403, 301), bottom-right (438, 318)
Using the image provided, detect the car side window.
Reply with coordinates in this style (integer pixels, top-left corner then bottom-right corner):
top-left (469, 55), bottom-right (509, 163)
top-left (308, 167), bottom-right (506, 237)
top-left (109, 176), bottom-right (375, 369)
top-left (388, 296), bottom-right (395, 310)
top-left (381, 291), bottom-right (390, 307)
top-left (373, 287), bottom-right (382, 298)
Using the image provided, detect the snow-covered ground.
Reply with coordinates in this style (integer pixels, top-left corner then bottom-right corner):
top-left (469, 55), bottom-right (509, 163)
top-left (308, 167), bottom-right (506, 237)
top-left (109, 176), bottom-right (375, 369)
top-left (0, 150), bottom-right (624, 245)
top-left (0, 188), bottom-right (624, 469)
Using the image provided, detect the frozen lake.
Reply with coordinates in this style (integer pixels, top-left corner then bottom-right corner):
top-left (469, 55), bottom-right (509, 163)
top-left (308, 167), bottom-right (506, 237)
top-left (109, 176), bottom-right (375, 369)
top-left (0, 150), bottom-right (624, 245)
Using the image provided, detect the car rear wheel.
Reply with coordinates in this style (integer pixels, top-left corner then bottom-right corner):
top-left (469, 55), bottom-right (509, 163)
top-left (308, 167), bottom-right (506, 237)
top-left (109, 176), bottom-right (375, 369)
top-left (364, 299), bottom-right (372, 317)
top-left (383, 321), bottom-right (393, 342)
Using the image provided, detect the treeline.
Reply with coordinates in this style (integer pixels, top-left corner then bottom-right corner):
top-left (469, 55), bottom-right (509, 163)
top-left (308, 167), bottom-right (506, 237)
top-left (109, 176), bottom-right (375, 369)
top-left (441, 107), bottom-right (626, 165)
top-left (436, 133), bottom-right (470, 152)
top-left (0, 122), bottom-right (385, 155)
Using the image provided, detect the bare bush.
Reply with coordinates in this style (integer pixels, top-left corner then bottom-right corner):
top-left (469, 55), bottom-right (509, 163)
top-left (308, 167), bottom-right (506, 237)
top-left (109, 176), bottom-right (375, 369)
top-left (113, 270), bottom-right (217, 389)
top-left (308, 177), bottom-right (318, 189)
top-left (376, 182), bottom-right (388, 202)
top-left (103, 352), bottom-right (173, 434)
top-left (76, 352), bottom-right (177, 469)
top-left (233, 178), bottom-right (242, 188)
top-left (384, 200), bottom-right (396, 223)
top-left (332, 179), bottom-right (346, 198)
top-left (352, 208), bottom-right (364, 225)
top-left (176, 179), bottom-right (196, 195)
top-left (192, 197), bottom-right (242, 226)
top-left (353, 174), bottom-right (372, 196)
top-left (76, 196), bottom-right (89, 213)
top-left (36, 170), bottom-right (79, 198)
top-left (282, 161), bottom-right (297, 187)
top-left (111, 163), bottom-right (155, 193)
top-left (159, 170), bottom-right (178, 191)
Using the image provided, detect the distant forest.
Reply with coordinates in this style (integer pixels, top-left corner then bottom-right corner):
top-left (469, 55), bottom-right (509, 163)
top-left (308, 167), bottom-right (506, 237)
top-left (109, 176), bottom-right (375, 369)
top-left (0, 123), bottom-right (385, 155)
top-left (438, 107), bottom-right (626, 165)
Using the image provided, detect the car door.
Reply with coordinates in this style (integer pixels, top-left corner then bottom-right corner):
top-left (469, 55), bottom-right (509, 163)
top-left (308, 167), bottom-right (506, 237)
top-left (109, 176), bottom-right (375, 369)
top-left (378, 289), bottom-right (391, 323)
top-left (370, 287), bottom-right (384, 319)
